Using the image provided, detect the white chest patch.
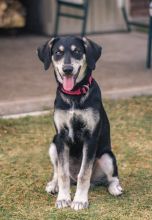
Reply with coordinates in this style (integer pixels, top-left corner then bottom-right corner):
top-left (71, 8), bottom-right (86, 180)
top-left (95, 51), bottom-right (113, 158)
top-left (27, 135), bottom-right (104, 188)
top-left (54, 108), bottom-right (100, 138)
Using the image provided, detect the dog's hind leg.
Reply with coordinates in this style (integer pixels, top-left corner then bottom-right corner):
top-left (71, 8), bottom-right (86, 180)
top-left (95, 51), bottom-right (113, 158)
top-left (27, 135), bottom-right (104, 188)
top-left (96, 152), bottom-right (123, 196)
top-left (45, 142), bottom-right (59, 194)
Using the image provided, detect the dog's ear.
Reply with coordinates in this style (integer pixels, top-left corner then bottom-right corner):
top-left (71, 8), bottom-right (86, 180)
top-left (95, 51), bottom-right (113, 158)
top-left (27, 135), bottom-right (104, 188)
top-left (37, 38), bottom-right (57, 70)
top-left (82, 37), bottom-right (102, 70)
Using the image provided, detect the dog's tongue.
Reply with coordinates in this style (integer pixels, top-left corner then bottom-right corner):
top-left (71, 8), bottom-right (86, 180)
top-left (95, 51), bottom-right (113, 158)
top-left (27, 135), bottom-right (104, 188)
top-left (63, 75), bottom-right (75, 91)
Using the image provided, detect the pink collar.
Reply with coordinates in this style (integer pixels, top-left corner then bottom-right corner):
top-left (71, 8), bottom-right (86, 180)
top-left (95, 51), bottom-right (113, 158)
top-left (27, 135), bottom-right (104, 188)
top-left (59, 76), bottom-right (93, 96)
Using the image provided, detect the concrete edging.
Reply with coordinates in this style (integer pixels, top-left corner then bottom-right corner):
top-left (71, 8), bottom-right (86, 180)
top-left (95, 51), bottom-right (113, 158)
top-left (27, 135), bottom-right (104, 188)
top-left (0, 85), bottom-right (152, 119)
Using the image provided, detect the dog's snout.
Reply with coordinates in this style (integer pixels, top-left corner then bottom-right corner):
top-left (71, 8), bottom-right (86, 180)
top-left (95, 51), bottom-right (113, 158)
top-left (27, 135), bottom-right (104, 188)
top-left (62, 65), bottom-right (74, 75)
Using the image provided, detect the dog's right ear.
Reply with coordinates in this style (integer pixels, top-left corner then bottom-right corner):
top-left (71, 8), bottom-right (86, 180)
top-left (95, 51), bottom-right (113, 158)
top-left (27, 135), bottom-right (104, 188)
top-left (37, 38), bottom-right (57, 70)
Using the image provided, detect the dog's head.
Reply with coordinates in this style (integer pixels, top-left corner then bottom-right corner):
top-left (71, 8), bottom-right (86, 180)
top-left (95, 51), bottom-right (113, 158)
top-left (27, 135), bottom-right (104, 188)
top-left (37, 36), bottom-right (102, 91)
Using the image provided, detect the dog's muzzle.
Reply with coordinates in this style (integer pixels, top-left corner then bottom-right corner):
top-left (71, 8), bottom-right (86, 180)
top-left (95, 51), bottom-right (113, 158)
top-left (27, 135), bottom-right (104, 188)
top-left (61, 65), bottom-right (80, 91)
top-left (62, 65), bottom-right (74, 75)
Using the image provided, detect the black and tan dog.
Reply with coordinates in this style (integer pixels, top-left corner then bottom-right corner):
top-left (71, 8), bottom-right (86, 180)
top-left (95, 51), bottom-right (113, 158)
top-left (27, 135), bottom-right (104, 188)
top-left (37, 36), bottom-right (123, 210)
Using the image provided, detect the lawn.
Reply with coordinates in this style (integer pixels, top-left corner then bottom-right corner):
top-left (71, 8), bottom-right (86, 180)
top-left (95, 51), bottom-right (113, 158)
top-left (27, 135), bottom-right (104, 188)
top-left (0, 96), bottom-right (152, 220)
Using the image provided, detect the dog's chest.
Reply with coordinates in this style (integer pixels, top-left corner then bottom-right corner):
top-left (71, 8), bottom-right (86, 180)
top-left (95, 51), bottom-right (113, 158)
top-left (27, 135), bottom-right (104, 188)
top-left (54, 108), bottom-right (99, 140)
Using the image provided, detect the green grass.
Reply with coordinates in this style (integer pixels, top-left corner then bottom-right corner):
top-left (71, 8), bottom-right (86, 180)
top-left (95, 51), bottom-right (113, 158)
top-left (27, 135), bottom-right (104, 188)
top-left (0, 96), bottom-right (152, 220)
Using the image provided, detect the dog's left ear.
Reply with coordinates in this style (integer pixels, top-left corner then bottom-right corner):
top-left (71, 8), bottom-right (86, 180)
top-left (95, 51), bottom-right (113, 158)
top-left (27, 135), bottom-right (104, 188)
top-left (82, 37), bottom-right (102, 70)
top-left (37, 38), bottom-right (57, 70)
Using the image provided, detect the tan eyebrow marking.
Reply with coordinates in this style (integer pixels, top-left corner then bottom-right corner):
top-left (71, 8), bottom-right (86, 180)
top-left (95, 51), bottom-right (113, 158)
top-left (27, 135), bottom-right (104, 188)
top-left (59, 45), bottom-right (64, 51)
top-left (71, 45), bottom-right (76, 51)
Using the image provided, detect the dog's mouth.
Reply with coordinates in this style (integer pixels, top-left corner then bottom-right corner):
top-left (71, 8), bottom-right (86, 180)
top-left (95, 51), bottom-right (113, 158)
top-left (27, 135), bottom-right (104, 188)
top-left (58, 66), bottom-right (81, 91)
top-left (63, 75), bottom-right (75, 91)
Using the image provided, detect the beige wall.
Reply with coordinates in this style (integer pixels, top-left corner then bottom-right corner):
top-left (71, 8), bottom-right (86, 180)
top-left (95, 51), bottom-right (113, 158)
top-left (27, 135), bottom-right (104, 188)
top-left (40, 0), bottom-right (126, 35)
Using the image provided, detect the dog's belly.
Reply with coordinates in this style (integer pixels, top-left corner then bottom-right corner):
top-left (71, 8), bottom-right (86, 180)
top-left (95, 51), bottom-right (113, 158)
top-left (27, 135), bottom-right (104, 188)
top-left (69, 157), bottom-right (82, 182)
top-left (69, 157), bottom-right (106, 184)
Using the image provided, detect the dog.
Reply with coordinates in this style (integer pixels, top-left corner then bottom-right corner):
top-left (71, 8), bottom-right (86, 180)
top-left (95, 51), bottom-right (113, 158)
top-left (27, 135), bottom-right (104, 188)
top-left (37, 36), bottom-right (123, 210)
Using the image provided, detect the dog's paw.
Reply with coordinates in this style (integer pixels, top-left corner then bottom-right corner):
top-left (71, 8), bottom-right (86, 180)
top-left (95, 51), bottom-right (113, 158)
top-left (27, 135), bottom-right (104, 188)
top-left (55, 199), bottom-right (71, 209)
top-left (108, 182), bottom-right (123, 196)
top-left (45, 181), bottom-right (58, 194)
top-left (71, 200), bottom-right (89, 211)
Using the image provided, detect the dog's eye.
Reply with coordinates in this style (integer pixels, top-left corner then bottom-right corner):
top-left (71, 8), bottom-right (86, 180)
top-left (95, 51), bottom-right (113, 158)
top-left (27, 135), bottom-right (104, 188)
top-left (73, 48), bottom-right (81, 55)
top-left (56, 50), bottom-right (64, 56)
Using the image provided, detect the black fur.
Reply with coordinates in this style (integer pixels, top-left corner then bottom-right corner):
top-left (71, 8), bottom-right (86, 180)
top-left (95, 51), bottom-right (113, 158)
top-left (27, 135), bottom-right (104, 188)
top-left (37, 36), bottom-right (118, 177)
top-left (37, 36), bottom-right (102, 71)
top-left (37, 36), bottom-right (122, 209)
top-left (54, 74), bottom-right (117, 168)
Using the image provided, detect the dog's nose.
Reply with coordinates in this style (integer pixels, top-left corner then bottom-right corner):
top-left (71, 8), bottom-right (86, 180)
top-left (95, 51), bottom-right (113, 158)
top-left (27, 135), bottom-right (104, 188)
top-left (62, 65), bottom-right (74, 75)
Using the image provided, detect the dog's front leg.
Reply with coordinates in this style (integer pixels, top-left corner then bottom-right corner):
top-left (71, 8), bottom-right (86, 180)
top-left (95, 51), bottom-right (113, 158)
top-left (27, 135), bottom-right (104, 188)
top-left (71, 143), bottom-right (95, 210)
top-left (55, 136), bottom-right (71, 209)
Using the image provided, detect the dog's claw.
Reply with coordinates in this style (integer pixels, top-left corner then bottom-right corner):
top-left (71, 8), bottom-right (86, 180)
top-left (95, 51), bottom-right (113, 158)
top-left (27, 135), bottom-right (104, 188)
top-left (55, 200), bottom-right (71, 209)
top-left (71, 201), bottom-right (89, 210)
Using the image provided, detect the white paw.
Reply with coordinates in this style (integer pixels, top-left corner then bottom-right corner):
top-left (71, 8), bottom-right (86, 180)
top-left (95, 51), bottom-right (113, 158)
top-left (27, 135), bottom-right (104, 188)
top-left (108, 182), bottom-right (123, 196)
top-left (71, 200), bottom-right (89, 210)
top-left (45, 181), bottom-right (58, 194)
top-left (55, 199), bottom-right (71, 209)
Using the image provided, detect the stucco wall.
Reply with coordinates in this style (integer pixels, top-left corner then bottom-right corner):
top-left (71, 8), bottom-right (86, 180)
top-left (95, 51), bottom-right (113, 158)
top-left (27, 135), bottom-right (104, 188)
top-left (40, 0), bottom-right (126, 35)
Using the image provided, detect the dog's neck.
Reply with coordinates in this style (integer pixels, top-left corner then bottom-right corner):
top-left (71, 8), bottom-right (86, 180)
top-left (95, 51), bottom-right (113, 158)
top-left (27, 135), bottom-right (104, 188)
top-left (58, 74), bottom-right (93, 96)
